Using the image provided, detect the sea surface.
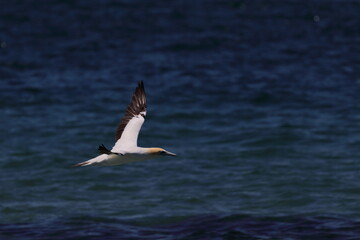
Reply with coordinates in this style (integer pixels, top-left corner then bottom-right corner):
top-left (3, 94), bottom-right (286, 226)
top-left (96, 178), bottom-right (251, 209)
top-left (1, 0), bottom-right (360, 239)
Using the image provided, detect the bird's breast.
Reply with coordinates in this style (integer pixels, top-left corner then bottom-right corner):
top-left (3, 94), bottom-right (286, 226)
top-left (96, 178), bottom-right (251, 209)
top-left (104, 153), bottom-right (155, 166)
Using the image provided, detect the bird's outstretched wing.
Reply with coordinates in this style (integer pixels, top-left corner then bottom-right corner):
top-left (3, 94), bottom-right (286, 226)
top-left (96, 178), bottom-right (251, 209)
top-left (112, 81), bottom-right (147, 151)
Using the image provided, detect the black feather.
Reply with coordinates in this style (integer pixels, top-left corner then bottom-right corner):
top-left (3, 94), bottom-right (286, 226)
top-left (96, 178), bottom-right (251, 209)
top-left (115, 81), bottom-right (146, 141)
top-left (98, 144), bottom-right (112, 155)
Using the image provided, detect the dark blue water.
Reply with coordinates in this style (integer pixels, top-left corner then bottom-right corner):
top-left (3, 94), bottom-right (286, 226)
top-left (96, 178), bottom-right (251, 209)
top-left (1, 0), bottom-right (360, 239)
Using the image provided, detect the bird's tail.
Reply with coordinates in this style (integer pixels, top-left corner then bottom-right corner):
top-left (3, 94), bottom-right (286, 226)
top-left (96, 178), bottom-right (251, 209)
top-left (72, 154), bottom-right (107, 167)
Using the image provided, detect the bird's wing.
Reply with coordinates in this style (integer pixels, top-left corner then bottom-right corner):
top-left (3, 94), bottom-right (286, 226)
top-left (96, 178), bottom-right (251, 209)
top-left (111, 81), bottom-right (147, 151)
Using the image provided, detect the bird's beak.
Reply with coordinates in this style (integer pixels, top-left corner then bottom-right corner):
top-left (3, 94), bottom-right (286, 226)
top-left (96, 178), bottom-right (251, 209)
top-left (165, 151), bottom-right (176, 156)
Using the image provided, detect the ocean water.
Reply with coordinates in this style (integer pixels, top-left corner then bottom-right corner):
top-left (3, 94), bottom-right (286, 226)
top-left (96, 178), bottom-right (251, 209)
top-left (1, 0), bottom-right (360, 239)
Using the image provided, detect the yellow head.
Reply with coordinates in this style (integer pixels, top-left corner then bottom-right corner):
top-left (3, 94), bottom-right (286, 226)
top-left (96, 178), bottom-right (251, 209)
top-left (147, 148), bottom-right (176, 156)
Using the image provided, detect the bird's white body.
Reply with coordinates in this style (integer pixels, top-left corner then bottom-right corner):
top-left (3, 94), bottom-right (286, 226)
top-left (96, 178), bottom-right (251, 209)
top-left (74, 81), bottom-right (176, 167)
top-left (78, 148), bottom-right (159, 166)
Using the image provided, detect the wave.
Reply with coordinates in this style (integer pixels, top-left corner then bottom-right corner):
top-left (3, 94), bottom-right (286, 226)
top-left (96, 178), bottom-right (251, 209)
top-left (1, 214), bottom-right (360, 240)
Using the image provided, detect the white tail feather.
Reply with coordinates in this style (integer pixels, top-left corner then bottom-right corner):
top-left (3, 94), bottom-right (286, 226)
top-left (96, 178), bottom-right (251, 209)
top-left (73, 154), bottom-right (108, 167)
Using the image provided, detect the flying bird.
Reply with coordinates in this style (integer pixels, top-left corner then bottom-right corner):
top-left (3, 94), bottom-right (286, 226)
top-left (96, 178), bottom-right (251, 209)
top-left (74, 81), bottom-right (176, 167)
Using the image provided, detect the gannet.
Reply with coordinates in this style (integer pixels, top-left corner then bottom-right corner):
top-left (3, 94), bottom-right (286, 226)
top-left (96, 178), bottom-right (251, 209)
top-left (74, 81), bottom-right (176, 167)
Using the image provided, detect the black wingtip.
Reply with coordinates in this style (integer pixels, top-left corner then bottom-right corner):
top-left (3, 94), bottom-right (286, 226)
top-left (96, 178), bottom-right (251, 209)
top-left (71, 162), bottom-right (87, 167)
top-left (98, 144), bottom-right (112, 155)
